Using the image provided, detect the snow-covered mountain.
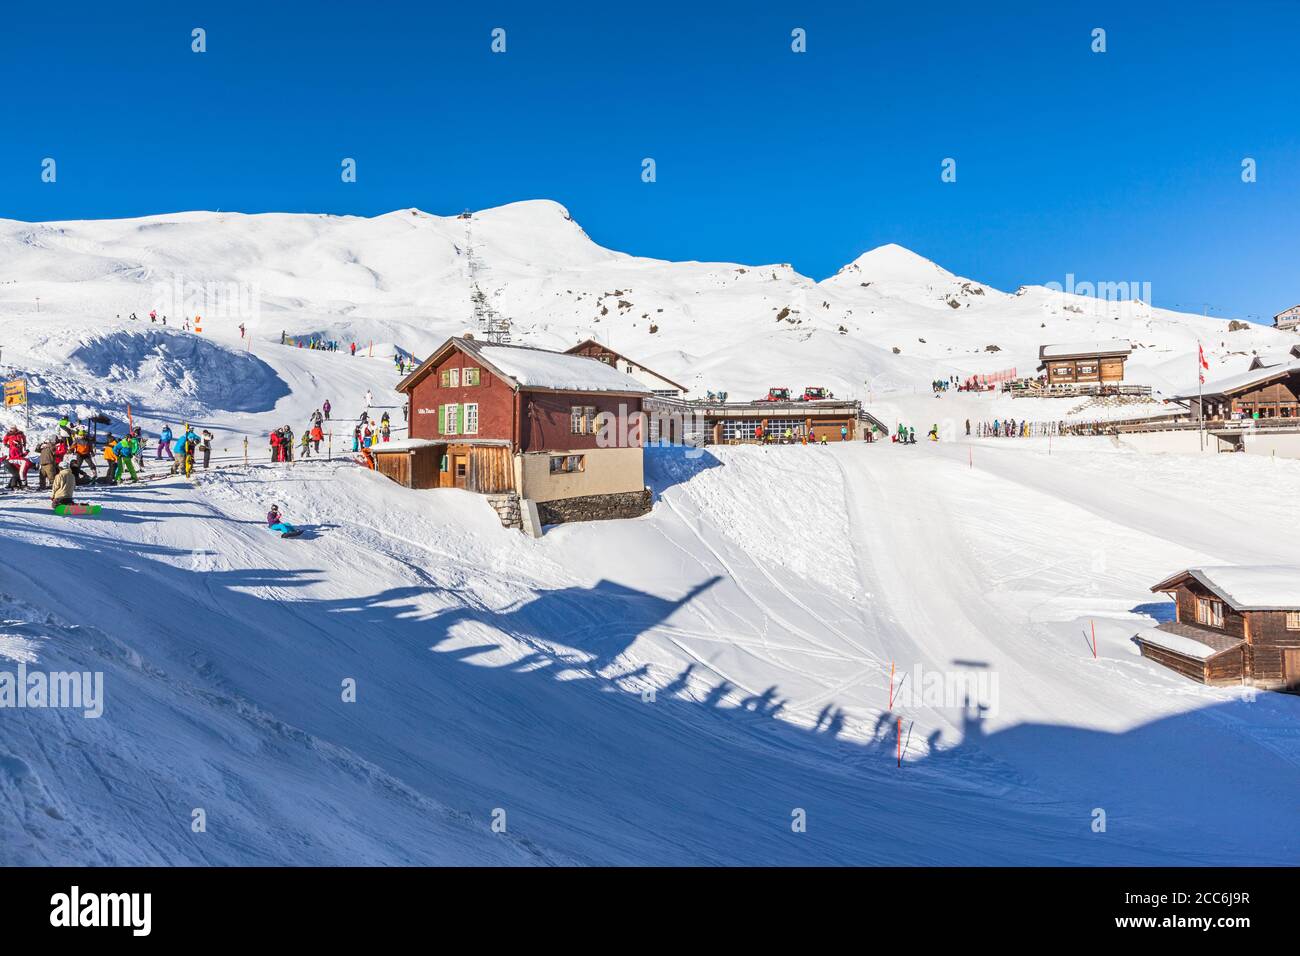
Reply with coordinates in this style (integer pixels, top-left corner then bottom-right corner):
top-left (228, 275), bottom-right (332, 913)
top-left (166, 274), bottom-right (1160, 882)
top-left (3, 200), bottom-right (1294, 411)
top-left (3, 202), bottom-right (1299, 867)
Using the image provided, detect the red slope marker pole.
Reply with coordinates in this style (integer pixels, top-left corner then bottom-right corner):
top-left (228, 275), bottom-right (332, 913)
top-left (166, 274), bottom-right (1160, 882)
top-left (1091, 619), bottom-right (1098, 659)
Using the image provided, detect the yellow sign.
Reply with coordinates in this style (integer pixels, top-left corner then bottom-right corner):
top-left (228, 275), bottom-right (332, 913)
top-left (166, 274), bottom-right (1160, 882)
top-left (3, 379), bottom-right (26, 407)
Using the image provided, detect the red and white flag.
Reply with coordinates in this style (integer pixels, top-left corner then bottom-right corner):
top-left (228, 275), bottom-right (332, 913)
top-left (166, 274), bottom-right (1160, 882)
top-left (1198, 343), bottom-right (1209, 384)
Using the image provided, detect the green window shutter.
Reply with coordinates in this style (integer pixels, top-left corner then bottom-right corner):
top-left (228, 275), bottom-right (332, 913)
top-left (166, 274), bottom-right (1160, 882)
top-left (459, 405), bottom-right (466, 433)
top-left (438, 405), bottom-right (445, 433)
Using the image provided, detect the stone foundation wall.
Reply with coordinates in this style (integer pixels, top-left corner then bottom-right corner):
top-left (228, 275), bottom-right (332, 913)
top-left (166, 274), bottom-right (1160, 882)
top-left (534, 489), bottom-right (652, 527)
top-left (485, 492), bottom-right (522, 530)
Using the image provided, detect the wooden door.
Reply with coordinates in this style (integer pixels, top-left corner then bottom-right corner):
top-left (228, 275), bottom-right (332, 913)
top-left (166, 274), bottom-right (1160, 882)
top-left (1284, 648), bottom-right (1300, 692)
top-left (453, 453), bottom-right (469, 489)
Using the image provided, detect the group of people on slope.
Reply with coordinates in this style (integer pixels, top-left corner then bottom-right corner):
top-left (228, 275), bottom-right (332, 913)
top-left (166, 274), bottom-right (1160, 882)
top-left (352, 409), bottom-right (392, 452)
top-left (931, 377), bottom-right (959, 393)
top-left (155, 424), bottom-right (209, 476)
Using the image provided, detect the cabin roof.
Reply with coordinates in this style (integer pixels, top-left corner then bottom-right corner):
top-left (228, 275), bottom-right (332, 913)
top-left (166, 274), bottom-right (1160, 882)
top-left (1173, 358), bottom-right (1300, 399)
top-left (1274, 304), bottom-right (1300, 319)
top-left (1134, 622), bottom-right (1245, 660)
top-left (397, 336), bottom-right (651, 396)
top-left (1248, 344), bottom-right (1300, 369)
top-left (1150, 565), bottom-right (1300, 611)
top-left (565, 339), bottom-right (690, 393)
top-left (1038, 340), bottom-right (1132, 361)
top-left (368, 438), bottom-right (441, 452)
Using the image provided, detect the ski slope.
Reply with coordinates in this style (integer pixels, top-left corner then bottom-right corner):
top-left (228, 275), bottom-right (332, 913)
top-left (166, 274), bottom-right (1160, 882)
top-left (2, 441), bottom-right (1297, 865)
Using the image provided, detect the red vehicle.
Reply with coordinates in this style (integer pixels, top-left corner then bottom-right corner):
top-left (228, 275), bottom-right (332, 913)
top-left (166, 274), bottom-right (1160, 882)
top-left (799, 387), bottom-right (833, 401)
top-left (759, 387), bottom-right (791, 402)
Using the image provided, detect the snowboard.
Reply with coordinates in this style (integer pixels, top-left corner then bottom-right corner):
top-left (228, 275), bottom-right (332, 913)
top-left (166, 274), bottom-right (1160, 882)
top-left (54, 503), bottom-right (101, 517)
top-left (280, 529), bottom-right (303, 538)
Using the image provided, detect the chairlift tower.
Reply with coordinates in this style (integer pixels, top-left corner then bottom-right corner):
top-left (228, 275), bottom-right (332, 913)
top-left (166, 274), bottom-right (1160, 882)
top-left (463, 218), bottom-right (512, 344)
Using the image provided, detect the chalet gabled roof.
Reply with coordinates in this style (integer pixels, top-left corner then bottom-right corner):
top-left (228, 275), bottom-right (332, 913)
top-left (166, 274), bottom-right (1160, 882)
top-left (565, 339), bottom-right (690, 393)
top-left (1273, 304), bottom-right (1300, 320)
top-left (396, 336), bottom-right (651, 396)
top-left (1173, 358), bottom-right (1300, 399)
top-left (1150, 566), bottom-right (1300, 611)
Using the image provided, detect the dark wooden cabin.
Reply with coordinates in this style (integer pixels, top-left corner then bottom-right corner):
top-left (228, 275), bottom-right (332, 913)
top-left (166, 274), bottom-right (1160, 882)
top-left (1037, 340), bottom-right (1131, 385)
top-left (1179, 361), bottom-right (1300, 422)
top-left (1136, 567), bottom-right (1300, 692)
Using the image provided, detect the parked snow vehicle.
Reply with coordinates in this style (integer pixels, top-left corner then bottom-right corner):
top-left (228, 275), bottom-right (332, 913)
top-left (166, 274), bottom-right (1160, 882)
top-left (799, 387), bottom-right (833, 401)
top-left (758, 388), bottom-right (791, 402)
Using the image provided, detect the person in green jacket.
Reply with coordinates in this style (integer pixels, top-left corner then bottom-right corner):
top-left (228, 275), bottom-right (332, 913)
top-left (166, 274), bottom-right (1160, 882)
top-left (113, 436), bottom-right (140, 482)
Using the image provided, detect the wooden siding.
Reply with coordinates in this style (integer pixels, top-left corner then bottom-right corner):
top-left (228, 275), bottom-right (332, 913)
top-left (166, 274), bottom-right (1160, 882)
top-left (372, 445), bottom-right (440, 490)
top-left (406, 344), bottom-right (516, 444)
top-left (521, 392), bottom-right (645, 453)
top-left (1046, 355), bottom-right (1126, 384)
top-left (1136, 641), bottom-right (1245, 686)
top-left (467, 445), bottom-right (514, 494)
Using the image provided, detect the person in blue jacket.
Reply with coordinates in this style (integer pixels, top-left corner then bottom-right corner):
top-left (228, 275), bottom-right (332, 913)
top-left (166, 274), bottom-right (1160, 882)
top-left (266, 504), bottom-right (297, 535)
top-left (157, 425), bottom-right (174, 461)
top-left (171, 428), bottom-right (200, 476)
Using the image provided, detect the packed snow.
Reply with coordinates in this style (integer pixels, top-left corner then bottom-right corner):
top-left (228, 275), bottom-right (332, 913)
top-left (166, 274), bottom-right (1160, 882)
top-left (0, 201), bottom-right (1297, 866)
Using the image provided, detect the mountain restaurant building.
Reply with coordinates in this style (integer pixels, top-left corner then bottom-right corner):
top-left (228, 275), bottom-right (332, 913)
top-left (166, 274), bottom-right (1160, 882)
top-left (1135, 567), bottom-right (1300, 692)
top-left (391, 336), bottom-right (653, 524)
top-left (1176, 360), bottom-right (1300, 421)
top-left (1036, 340), bottom-right (1131, 385)
top-left (1273, 305), bottom-right (1300, 331)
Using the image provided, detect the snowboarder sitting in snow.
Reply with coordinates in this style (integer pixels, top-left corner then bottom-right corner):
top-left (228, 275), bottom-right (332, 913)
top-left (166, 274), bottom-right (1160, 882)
top-left (266, 504), bottom-right (299, 536)
top-left (50, 462), bottom-right (77, 508)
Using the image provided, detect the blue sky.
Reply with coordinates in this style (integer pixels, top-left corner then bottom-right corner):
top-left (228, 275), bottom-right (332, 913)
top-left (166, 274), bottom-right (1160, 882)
top-left (1, 0), bottom-right (1297, 321)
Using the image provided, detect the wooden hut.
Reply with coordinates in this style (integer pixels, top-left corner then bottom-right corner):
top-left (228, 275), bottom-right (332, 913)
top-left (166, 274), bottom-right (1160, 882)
top-left (1036, 340), bottom-right (1131, 385)
top-left (369, 438), bottom-right (440, 489)
top-left (1136, 567), bottom-right (1300, 691)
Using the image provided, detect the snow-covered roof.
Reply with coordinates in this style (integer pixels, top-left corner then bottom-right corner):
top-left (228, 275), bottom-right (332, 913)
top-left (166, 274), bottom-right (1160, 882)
top-left (368, 438), bottom-right (440, 452)
top-left (1175, 359), bottom-right (1300, 399)
top-left (475, 344), bottom-right (651, 394)
top-left (1151, 566), bottom-right (1300, 610)
top-left (397, 336), bottom-right (653, 395)
top-left (1134, 626), bottom-right (1234, 660)
top-left (1038, 340), bottom-right (1131, 360)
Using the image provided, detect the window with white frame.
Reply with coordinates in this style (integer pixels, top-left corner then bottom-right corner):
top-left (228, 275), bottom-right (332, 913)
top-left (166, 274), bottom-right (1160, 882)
top-left (1196, 597), bottom-right (1224, 629)
top-left (463, 368), bottom-right (480, 387)
top-left (463, 403), bottom-right (479, 435)
top-left (449, 368), bottom-right (460, 388)
top-left (442, 403), bottom-right (459, 435)
top-left (1286, 611), bottom-right (1300, 630)
top-left (571, 405), bottom-right (597, 434)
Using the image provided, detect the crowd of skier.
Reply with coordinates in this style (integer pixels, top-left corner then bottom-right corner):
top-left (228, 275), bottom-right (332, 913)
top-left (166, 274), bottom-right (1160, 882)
top-left (965, 417), bottom-right (1067, 438)
top-left (2, 415), bottom-right (216, 501)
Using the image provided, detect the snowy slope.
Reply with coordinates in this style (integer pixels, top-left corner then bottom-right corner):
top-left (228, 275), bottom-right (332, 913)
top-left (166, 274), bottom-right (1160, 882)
top-left (2, 445), bottom-right (1297, 865)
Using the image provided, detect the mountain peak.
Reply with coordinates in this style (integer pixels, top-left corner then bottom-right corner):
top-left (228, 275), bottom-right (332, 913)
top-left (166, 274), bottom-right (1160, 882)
top-left (834, 243), bottom-right (954, 284)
